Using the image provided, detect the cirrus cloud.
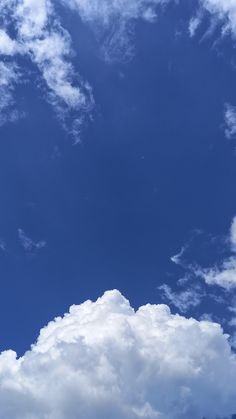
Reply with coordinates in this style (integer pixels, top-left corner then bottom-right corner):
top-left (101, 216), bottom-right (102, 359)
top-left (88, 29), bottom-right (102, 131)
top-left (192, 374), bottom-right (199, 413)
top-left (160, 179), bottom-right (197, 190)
top-left (0, 0), bottom-right (93, 139)
top-left (0, 0), bottom-right (171, 137)
top-left (1, 0), bottom-right (236, 139)
top-left (200, 0), bottom-right (236, 35)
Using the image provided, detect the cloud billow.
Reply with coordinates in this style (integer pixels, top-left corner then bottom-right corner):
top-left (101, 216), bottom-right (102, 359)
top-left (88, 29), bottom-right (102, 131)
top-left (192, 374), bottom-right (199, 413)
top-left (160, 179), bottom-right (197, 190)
top-left (0, 290), bottom-right (236, 419)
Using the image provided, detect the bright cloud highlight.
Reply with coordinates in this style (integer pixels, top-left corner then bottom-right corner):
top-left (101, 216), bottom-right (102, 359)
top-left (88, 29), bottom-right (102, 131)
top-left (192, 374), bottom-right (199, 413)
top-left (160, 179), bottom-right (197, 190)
top-left (0, 290), bottom-right (236, 418)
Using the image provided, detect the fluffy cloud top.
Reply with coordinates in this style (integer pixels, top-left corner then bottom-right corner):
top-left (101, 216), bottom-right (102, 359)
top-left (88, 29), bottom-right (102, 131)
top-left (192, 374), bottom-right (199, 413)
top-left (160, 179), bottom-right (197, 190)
top-left (0, 289), bottom-right (236, 419)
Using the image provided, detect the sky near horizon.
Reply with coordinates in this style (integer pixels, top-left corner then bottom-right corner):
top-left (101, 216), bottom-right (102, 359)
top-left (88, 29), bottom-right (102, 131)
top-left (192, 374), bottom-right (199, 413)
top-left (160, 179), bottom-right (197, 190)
top-left (1, 0), bottom-right (236, 418)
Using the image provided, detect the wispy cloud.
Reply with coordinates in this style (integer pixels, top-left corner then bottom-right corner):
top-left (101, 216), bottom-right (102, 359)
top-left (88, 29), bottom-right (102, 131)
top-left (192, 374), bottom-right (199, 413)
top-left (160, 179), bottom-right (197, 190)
top-left (158, 283), bottom-right (205, 313)
top-left (1, 0), bottom-right (236, 139)
top-left (189, 10), bottom-right (204, 37)
top-left (170, 245), bottom-right (187, 266)
top-left (61, 0), bottom-right (170, 62)
top-left (189, 0), bottom-right (236, 41)
top-left (0, 29), bottom-right (20, 55)
top-left (0, 238), bottom-right (6, 252)
top-left (200, 0), bottom-right (236, 36)
top-left (224, 103), bottom-right (236, 140)
top-left (0, 0), bottom-right (93, 139)
top-left (171, 216), bottom-right (236, 291)
top-left (18, 228), bottom-right (46, 252)
top-left (0, 62), bottom-right (22, 126)
top-left (198, 216), bottom-right (236, 290)
top-left (200, 257), bottom-right (236, 290)
top-left (0, 0), bottom-right (171, 137)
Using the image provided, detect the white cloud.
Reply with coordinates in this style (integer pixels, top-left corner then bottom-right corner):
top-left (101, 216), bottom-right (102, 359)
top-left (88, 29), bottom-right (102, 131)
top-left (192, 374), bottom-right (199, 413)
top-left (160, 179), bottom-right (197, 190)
top-left (201, 257), bottom-right (236, 290)
top-left (225, 104), bottom-right (236, 140)
top-left (230, 216), bottom-right (236, 249)
top-left (0, 0), bottom-right (93, 138)
top-left (15, 0), bottom-right (93, 117)
top-left (200, 0), bottom-right (236, 35)
top-left (0, 289), bottom-right (236, 418)
top-left (64, 0), bottom-right (167, 24)
top-left (0, 62), bottom-right (22, 126)
top-left (18, 228), bottom-right (46, 252)
top-left (196, 216), bottom-right (236, 290)
top-left (189, 10), bottom-right (203, 37)
top-left (15, 0), bottom-right (52, 39)
top-left (1, 0), bottom-right (236, 137)
top-left (0, 0), bottom-right (170, 133)
top-left (0, 30), bottom-right (20, 55)
top-left (170, 246), bottom-right (186, 266)
top-left (62, 0), bottom-right (169, 61)
top-left (158, 283), bottom-right (204, 312)
top-left (27, 33), bottom-right (87, 108)
top-left (189, 1), bottom-right (236, 43)
top-left (171, 217), bottom-right (236, 291)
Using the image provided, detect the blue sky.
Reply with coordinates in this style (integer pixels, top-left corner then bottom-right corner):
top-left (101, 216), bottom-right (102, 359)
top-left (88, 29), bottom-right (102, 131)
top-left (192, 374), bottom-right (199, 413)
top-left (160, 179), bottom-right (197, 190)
top-left (1, 0), bottom-right (236, 418)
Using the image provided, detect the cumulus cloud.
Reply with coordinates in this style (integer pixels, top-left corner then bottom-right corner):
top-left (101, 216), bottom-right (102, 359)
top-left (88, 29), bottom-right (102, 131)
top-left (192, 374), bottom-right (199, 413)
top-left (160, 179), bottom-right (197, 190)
top-left (0, 289), bottom-right (236, 418)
